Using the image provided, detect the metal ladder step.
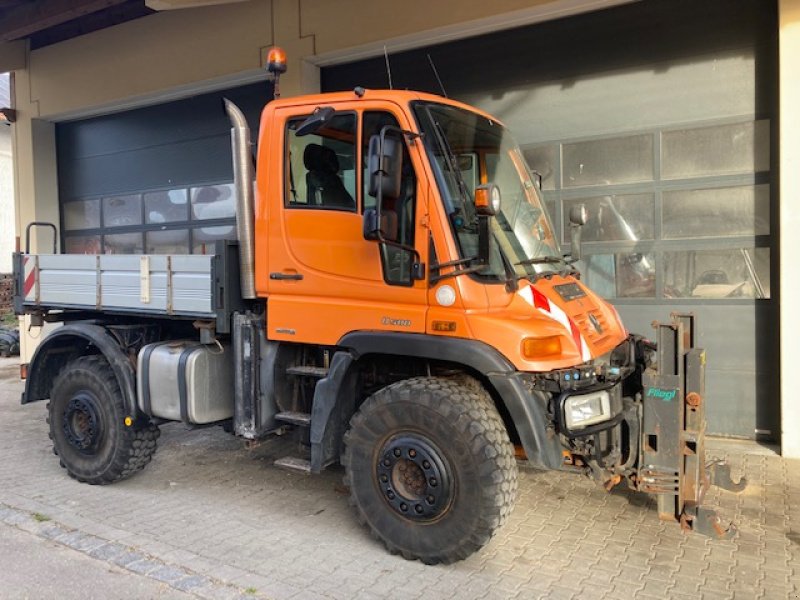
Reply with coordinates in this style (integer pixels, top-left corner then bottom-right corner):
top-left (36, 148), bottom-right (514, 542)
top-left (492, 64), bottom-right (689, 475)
top-left (275, 411), bottom-right (312, 427)
top-left (273, 456), bottom-right (312, 475)
top-left (285, 365), bottom-right (329, 378)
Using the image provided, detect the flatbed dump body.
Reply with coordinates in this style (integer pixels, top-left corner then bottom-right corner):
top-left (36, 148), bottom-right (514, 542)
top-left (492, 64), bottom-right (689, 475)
top-left (14, 241), bottom-right (244, 332)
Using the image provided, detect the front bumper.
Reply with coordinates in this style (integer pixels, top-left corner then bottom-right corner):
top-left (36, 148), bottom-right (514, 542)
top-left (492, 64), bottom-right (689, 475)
top-left (495, 314), bottom-right (744, 538)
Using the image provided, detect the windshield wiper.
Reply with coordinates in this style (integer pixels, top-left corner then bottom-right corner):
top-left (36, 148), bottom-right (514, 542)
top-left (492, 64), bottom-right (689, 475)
top-left (514, 256), bottom-right (565, 266)
top-left (430, 119), bottom-right (472, 212)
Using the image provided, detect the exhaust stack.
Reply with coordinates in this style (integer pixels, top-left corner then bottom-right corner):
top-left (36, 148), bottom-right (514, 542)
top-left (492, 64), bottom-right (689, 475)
top-left (224, 98), bottom-right (256, 300)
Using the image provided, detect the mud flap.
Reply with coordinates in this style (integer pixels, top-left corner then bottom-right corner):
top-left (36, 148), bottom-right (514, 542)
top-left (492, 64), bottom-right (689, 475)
top-left (639, 313), bottom-right (745, 539)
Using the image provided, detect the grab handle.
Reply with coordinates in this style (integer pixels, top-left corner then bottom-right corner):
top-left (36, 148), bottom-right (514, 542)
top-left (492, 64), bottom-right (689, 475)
top-left (25, 222), bottom-right (58, 254)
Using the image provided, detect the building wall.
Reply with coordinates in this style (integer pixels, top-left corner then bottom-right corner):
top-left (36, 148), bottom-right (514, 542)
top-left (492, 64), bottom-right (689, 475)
top-left (780, 0), bottom-right (800, 456)
top-left (0, 127), bottom-right (12, 273)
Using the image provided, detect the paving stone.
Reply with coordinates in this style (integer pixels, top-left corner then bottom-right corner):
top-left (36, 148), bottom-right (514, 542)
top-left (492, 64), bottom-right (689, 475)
top-left (1, 358), bottom-right (799, 600)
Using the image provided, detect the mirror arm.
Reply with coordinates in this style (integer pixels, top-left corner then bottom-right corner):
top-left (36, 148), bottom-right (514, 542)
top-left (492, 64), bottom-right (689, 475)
top-left (477, 216), bottom-right (491, 265)
top-left (569, 223), bottom-right (583, 263)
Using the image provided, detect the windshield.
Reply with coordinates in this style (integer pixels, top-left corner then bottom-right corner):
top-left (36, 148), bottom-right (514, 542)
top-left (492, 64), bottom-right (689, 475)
top-left (413, 102), bottom-right (562, 282)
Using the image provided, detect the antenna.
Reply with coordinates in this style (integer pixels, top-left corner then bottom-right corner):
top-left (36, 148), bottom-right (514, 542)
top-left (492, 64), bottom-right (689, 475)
top-left (427, 54), bottom-right (447, 98)
top-left (384, 45), bottom-right (393, 90)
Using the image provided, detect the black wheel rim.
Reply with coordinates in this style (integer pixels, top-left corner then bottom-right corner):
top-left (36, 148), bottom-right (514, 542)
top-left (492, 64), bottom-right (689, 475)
top-left (62, 392), bottom-right (103, 455)
top-left (376, 433), bottom-right (454, 522)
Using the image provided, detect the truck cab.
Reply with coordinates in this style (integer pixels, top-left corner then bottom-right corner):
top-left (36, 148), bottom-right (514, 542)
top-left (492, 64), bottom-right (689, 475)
top-left (259, 90), bottom-right (626, 366)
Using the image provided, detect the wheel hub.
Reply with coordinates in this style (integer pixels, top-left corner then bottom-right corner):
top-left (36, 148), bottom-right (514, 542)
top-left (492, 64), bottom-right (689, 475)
top-left (376, 434), bottom-right (453, 521)
top-left (62, 393), bottom-right (102, 455)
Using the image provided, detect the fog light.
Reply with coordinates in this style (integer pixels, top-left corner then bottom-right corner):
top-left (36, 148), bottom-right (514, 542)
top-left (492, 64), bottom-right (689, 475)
top-left (564, 390), bottom-right (612, 430)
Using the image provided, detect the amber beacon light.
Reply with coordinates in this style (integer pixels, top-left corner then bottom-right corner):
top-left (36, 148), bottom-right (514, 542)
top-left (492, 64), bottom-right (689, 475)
top-left (267, 47), bottom-right (287, 75)
top-left (266, 47), bottom-right (288, 99)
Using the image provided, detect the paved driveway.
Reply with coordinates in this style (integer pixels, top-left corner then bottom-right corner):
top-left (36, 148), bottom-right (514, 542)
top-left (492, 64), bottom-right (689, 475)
top-left (0, 356), bottom-right (798, 599)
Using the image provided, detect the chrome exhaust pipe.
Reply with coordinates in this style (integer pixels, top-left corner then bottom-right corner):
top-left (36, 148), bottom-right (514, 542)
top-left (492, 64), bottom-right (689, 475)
top-left (223, 98), bottom-right (256, 300)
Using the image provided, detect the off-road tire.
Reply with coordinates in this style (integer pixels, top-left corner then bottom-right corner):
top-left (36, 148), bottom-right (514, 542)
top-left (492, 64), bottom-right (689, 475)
top-left (0, 329), bottom-right (19, 357)
top-left (48, 355), bottom-right (160, 484)
top-left (342, 376), bottom-right (518, 564)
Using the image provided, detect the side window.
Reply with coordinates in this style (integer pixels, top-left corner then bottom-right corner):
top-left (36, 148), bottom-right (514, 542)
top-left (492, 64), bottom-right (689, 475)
top-left (285, 113), bottom-right (356, 211)
top-left (363, 112), bottom-right (418, 285)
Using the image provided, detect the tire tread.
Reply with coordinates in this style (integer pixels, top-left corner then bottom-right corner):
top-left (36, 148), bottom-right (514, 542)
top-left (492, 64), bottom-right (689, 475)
top-left (342, 376), bottom-right (518, 564)
top-left (48, 355), bottom-right (159, 485)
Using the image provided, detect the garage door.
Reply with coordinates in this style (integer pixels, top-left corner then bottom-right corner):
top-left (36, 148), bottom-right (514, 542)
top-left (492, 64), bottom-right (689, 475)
top-left (56, 81), bottom-right (267, 256)
top-left (321, 0), bottom-right (778, 439)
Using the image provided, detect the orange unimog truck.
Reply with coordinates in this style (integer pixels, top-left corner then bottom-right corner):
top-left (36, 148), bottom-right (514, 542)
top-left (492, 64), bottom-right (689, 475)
top-left (13, 50), bottom-right (743, 564)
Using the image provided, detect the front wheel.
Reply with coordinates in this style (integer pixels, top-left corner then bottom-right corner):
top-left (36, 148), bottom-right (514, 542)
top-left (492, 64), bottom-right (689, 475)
top-left (342, 377), bottom-right (518, 564)
top-left (48, 355), bottom-right (160, 484)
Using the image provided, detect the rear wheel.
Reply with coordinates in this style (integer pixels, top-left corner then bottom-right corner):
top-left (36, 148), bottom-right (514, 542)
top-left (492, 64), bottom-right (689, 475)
top-left (342, 377), bottom-right (518, 564)
top-left (48, 355), bottom-right (159, 484)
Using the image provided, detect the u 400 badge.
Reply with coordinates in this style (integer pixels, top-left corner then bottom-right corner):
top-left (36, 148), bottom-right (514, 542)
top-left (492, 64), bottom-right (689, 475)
top-left (382, 317), bottom-right (411, 327)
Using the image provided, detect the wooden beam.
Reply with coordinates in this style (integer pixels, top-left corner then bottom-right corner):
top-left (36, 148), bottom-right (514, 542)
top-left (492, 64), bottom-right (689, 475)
top-left (0, 0), bottom-right (130, 42)
top-left (0, 39), bottom-right (26, 71)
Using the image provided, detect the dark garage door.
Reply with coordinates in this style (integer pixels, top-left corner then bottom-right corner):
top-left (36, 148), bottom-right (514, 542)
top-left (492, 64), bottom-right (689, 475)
top-left (56, 81), bottom-right (269, 256)
top-left (321, 0), bottom-right (778, 439)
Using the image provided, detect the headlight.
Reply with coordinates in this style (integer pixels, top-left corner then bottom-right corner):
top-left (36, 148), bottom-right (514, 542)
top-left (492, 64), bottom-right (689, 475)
top-left (564, 390), bottom-right (612, 430)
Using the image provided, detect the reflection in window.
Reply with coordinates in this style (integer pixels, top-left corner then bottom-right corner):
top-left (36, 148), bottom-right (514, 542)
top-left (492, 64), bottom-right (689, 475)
top-left (193, 221), bottom-right (237, 254)
top-left (146, 229), bottom-right (189, 254)
top-left (63, 199), bottom-right (101, 231)
top-left (562, 134), bottom-right (653, 187)
top-left (103, 195), bottom-right (142, 228)
top-left (64, 234), bottom-right (101, 254)
top-left (662, 185), bottom-right (769, 239)
top-left (663, 248), bottom-right (769, 299)
top-left (145, 189), bottom-right (188, 224)
top-left (579, 252), bottom-right (656, 299)
top-left (562, 194), bottom-right (654, 243)
top-left (191, 184), bottom-right (236, 220)
top-left (521, 145), bottom-right (557, 191)
top-left (662, 120), bottom-right (770, 179)
top-left (104, 232), bottom-right (143, 254)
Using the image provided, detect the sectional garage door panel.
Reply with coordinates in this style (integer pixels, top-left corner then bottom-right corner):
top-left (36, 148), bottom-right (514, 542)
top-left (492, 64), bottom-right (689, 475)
top-left (56, 81), bottom-right (270, 258)
top-left (57, 81), bottom-right (268, 201)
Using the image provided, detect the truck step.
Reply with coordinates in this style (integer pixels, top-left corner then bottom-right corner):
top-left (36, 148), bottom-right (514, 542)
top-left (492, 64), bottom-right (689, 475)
top-left (285, 365), bottom-right (329, 378)
top-left (275, 411), bottom-right (312, 427)
top-left (274, 456), bottom-right (312, 474)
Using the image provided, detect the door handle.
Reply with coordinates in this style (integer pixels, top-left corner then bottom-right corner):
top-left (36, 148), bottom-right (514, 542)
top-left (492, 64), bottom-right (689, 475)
top-left (270, 272), bottom-right (304, 281)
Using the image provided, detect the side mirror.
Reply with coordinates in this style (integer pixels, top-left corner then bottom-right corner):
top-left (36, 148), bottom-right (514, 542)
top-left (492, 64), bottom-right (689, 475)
top-left (368, 133), bottom-right (402, 201)
top-left (296, 106), bottom-right (335, 137)
top-left (568, 203), bottom-right (587, 262)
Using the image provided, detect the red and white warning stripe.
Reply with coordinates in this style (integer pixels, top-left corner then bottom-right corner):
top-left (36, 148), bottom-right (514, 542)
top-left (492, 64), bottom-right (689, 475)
top-left (22, 256), bottom-right (37, 302)
top-left (519, 284), bottom-right (592, 361)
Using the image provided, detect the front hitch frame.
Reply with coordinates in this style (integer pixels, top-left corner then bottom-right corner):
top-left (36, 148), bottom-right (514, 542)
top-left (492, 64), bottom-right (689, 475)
top-left (638, 313), bottom-right (746, 539)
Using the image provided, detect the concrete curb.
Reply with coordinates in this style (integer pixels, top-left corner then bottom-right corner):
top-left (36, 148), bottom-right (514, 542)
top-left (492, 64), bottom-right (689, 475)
top-left (0, 502), bottom-right (266, 600)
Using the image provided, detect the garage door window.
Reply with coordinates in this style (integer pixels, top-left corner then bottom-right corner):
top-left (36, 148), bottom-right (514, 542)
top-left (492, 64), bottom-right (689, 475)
top-left (62, 182), bottom-right (238, 255)
top-left (523, 117), bottom-right (771, 300)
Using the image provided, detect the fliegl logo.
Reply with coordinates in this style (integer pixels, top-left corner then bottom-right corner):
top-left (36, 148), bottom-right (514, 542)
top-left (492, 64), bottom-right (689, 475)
top-left (647, 387), bottom-right (677, 402)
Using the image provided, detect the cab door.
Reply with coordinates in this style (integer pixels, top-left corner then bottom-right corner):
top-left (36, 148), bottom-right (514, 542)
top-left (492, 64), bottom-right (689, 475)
top-left (266, 104), bottom-right (429, 345)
